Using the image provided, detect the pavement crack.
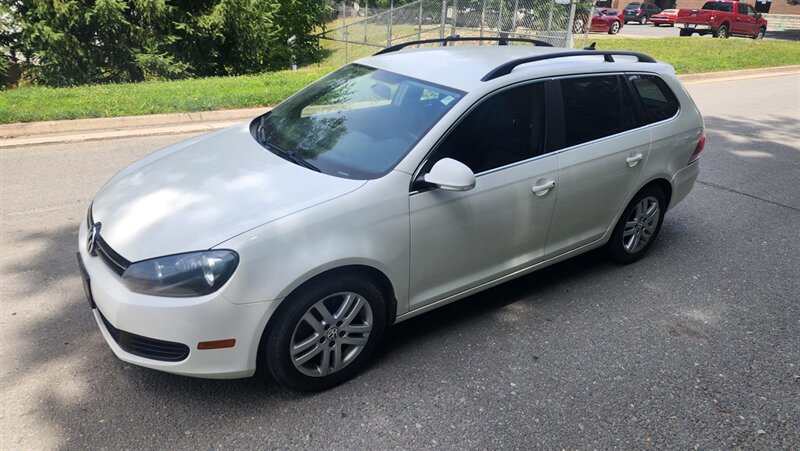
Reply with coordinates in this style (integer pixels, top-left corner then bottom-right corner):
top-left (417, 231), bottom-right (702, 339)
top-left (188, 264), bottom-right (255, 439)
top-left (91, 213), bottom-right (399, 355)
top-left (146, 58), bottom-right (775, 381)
top-left (696, 180), bottom-right (799, 212)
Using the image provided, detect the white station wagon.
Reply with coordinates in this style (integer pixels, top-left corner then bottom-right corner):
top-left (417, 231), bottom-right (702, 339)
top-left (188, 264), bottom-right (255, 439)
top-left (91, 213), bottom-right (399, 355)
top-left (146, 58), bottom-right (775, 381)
top-left (78, 38), bottom-right (704, 391)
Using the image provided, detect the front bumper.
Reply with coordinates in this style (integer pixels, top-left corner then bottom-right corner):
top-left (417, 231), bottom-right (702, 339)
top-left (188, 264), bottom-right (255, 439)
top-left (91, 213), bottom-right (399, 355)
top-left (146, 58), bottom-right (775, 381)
top-left (78, 221), bottom-right (279, 379)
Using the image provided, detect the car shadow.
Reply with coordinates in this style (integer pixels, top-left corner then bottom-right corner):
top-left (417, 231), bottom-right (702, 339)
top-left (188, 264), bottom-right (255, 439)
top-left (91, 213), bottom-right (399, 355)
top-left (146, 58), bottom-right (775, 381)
top-left (3, 191), bottom-right (695, 449)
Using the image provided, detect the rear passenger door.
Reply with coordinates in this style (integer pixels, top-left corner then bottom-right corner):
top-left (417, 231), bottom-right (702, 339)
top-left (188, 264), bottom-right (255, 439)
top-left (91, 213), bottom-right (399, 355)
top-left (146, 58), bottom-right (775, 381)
top-left (545, 74), bottom-right (650, 256)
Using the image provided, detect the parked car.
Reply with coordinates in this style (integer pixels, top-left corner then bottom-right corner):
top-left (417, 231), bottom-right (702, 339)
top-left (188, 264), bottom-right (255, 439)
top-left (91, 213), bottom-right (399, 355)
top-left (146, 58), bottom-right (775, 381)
top-left (676, 0), bottom-right (767, 38)
top-left (573, 8), bottom-right (624, 34)
top-left (623, 2), bottom-right (662, 24)
top-left (650, 8), bottom-right (679, 26)
top-left (77, 39), bottom-right (704, 391)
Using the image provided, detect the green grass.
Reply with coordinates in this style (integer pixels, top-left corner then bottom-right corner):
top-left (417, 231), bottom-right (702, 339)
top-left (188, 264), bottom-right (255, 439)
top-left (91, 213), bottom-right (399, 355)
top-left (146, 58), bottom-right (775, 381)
top-left (0, 65), bottom-right (334, 124)
top-left (1, 37), bottom-right (797, 124)
top-left (584, 37), bottom-right (800, 74)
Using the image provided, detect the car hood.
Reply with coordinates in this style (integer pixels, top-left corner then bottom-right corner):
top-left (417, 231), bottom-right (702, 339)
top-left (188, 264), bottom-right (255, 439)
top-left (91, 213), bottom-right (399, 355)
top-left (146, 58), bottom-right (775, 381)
top-left (91, 122), bottom-right (366, 262)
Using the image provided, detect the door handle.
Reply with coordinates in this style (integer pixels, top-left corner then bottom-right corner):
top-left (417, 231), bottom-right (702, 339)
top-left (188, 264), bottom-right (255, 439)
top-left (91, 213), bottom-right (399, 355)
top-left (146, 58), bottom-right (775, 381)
top-left (626, 154), bottom-right (644, 167)
top-left (531, 180), bottom-right (556, 197)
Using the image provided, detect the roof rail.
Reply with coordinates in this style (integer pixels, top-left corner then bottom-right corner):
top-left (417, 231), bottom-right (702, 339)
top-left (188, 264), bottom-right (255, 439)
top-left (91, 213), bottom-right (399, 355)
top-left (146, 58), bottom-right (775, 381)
top-left (481, 50), bottom-right (657, 81)
top-left (373, 36), bottom-right (553, 56)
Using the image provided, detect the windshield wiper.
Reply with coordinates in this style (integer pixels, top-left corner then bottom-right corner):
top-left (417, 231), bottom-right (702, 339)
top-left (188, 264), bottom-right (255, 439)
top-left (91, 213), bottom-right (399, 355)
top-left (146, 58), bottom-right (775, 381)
top-left (265, 142), bottom-right (321, 173)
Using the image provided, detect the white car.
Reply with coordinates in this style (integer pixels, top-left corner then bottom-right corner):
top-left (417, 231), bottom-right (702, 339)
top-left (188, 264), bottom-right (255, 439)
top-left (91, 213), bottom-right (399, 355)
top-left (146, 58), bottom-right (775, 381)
top-left (78, 39), bottom-right (704, 391)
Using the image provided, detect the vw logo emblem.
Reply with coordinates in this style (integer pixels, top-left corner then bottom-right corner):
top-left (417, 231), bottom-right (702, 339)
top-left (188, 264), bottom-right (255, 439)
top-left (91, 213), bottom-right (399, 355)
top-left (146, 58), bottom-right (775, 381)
top-left (87, 222), bottom-right (101, 256)
top-left (326, 327), bottom-right (339, 341)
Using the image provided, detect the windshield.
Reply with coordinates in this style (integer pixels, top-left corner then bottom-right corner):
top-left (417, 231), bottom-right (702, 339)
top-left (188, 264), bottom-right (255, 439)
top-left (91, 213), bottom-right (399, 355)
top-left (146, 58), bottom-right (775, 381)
top-left (251, 64), bottom-right (464, 179)
top-left (625, 3), bottom-right (641, 8)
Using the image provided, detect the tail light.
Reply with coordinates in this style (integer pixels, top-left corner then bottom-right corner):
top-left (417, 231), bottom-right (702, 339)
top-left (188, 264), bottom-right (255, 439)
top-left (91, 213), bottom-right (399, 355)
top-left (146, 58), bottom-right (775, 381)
top-left (688, 131), bottom-right (706, 165)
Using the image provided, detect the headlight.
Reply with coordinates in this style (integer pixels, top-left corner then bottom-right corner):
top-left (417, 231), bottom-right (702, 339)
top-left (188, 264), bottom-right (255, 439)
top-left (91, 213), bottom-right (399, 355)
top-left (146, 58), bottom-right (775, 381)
top-left (121, 250), bottom-right (239, 297)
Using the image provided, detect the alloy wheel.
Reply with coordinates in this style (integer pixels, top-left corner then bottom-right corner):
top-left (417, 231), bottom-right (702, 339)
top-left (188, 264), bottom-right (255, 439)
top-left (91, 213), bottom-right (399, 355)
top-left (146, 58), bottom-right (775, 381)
top-left (290, 292), bottom-right (373, 377)
top-left (622, 196), bottom-right (660, 254)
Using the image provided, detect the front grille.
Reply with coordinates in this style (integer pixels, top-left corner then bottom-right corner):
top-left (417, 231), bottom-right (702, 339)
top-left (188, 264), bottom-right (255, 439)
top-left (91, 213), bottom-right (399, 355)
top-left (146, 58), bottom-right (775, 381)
top-left (87, 207), bottom-right (131, 276)
top-left (98, 309), bottom-right (190, 362)
top-left (95, 235), bottom-right (130, 276)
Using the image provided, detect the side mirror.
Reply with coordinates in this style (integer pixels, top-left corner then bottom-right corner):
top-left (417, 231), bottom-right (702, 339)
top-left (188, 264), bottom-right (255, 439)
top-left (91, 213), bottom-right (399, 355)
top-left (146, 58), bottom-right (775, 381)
top-left (756, 13), bottom-right (762, 19)
top-left (423, 158), bottom-right (476, 191)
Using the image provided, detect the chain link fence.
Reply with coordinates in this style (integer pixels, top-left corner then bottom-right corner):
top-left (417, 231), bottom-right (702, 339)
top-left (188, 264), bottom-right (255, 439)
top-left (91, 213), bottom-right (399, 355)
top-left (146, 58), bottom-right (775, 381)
top-left (320, 0), bottom-right (577, 65)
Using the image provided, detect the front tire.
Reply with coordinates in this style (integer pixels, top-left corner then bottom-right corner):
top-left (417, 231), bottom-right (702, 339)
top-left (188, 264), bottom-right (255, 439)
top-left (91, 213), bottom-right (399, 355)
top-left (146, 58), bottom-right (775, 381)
top-left (753, 27), bottom-right (765, 39)
top-left (607, 186), bottom-right (666, 264)
top-left (608, 21), bottom-right (621, 34)
top-left (639, 15), bottom-right (647, 25)
top-left (679, 28), bottom-right (692, 36)
top-left (263, 273), bottom-right (388, 391)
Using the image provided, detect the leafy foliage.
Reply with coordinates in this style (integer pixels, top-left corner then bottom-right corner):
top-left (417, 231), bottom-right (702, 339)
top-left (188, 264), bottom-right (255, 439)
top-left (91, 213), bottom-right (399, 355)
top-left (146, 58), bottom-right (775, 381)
top-left (0, 0), bottom-right (330, 86)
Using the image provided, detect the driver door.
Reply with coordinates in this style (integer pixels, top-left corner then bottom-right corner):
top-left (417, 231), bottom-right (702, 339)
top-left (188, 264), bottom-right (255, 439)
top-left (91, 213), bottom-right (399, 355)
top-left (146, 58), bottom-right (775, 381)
top-left (408, 81), bottom-right (558, 310)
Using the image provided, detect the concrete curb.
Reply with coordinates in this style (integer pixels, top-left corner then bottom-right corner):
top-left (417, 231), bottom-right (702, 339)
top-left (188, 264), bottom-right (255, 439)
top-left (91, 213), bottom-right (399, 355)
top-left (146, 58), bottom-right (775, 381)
top-left (678, 65), bottom-right (799, 85)
top-left (1, 65), bottom-right (798, 149)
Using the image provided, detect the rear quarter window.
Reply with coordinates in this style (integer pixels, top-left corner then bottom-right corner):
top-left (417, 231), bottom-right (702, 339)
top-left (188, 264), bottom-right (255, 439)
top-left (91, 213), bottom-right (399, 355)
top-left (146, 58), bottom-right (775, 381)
top-left (702, 1), bottom-right (734, 12)
top-left (628, 74), bottom-right (680, 124)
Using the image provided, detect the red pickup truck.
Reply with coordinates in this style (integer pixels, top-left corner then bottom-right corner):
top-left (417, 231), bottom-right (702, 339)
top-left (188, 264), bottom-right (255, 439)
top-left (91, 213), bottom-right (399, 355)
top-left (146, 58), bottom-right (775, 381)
top-left (676, 0), bottom-right (767, 39)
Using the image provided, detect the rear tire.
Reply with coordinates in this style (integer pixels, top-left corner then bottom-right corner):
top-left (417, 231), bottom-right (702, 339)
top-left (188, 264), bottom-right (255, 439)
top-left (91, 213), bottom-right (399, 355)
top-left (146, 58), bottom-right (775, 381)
top-left (262, 273), bottom-right (388, 391)
top-left (714, 24), bottom-right (729, 38)
top-left (607, 186), bottom-right (666, 264)
top-left (608, 21), bottom-right (621, 34)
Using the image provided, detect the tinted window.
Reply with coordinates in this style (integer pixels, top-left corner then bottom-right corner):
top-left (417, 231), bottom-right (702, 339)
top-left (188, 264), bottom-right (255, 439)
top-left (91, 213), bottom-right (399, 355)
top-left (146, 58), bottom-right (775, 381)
top-left (559, 76), bottom-right (636, 148)
top-left (737, 3), bottom-right (747, 13)
top-left (423, 83), bottom-right (546, 175)
top-left (253, 64), bottom-right (463, 179)
top-left (702, 1), bottom-right (733, 12)
top-left (629, 74), bottom-right (680, 124)
top-left (625, 2), bottom-right (641, 8)
top-left (745, 4), bottom-right (757, 16)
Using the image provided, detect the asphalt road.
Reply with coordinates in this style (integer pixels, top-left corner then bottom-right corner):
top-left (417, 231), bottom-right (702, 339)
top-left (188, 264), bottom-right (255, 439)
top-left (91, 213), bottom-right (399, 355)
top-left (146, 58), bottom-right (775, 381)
top-left (2, 74), bottom-right (799, 449)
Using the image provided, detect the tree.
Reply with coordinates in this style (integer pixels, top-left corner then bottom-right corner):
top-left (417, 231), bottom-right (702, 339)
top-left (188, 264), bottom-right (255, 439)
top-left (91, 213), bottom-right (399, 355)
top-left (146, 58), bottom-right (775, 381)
top-left (2, 0), bottom-right (330, 86)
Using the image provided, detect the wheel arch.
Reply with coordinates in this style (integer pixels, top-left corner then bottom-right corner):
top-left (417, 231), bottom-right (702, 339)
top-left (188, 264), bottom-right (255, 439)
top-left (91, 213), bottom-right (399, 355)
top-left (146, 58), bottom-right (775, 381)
top-left (602, 176), bottom-right (673, 246)
top-left (643, 177), bottom-right (673, 209)
top-left (264, 263), bottom-right (398, 334)
top-left (255, 263), bottom-right (399, 375)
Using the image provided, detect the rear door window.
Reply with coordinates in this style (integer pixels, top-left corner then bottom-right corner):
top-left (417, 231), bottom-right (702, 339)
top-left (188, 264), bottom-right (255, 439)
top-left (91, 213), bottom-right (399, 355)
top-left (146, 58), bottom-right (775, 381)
top-left (628, 74), bottom-right (680, 124)
top-left (558, 75), bottom-right (637, 148)
top-left (702, 2), bottom-right (733, 12)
